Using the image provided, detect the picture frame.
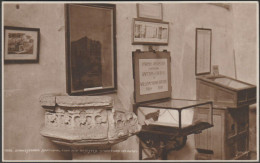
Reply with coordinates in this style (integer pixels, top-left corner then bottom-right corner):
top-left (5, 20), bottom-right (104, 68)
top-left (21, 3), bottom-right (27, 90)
top-left (132, 18), bottom-right (169, 45)
top-left (132, 50), bottom-right (172, 103)
top-left (4, 26), bottom-right (40, 63)
top-left (195, 28), bottom-right (212, 75)
top-left (137, 3), bottom-right (163, 21)
top-left (65, 4), bottom-right (117, 95)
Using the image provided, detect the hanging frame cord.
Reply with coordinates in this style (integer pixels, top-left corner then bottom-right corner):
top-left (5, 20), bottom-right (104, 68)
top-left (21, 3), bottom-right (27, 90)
top-left (233, 49), bottom-right (237, 79)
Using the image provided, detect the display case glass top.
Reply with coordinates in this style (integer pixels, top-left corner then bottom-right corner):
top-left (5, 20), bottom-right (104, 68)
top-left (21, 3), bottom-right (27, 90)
top-left (139, 98), bottom-right (212, 110)
top-left (208, 77), bottom-right (252, 90)
top-left (196, 74), bottom-right (256, 108)
top-left (198, 75), bottom-right (256, 91)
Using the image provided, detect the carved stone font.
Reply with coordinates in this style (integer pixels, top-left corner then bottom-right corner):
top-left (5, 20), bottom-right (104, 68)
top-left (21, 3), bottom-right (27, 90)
top-left (40, 95), bottom-right (141, 149)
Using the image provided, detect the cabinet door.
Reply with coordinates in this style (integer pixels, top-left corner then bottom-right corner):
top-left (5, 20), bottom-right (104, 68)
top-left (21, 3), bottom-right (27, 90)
top-left (194, 109), bottom-right (225, 159)
top-left (194, 111), bottom-right (209, 149)
top-left (211, 112), bottom-right (224, 159)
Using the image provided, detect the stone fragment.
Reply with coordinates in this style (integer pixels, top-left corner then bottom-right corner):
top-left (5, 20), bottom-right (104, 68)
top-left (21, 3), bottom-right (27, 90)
top-left (39, 94), bottom-right (56, 107)
top-left (56, 96), bottom-right (113, 107)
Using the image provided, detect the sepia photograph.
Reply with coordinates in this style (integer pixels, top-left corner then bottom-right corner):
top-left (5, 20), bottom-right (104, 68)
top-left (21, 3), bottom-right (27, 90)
top-left (8, 32), bottom-right (33, 54)
top-left (133, 18), bottom-right (169, 45)
top-left (1, 1), bottom-right (258, 162)
top-left (4, 26), bottom-right (40, 63)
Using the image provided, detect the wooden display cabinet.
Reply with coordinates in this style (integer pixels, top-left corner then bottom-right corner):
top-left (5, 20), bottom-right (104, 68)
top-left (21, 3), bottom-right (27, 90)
top-left (195, 74), bottom-right (256, 160)
top-left (194, 106), bottom-right (249, 160)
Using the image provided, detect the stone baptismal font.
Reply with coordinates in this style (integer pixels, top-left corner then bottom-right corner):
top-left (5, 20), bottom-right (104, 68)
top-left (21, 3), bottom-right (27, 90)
top-left (40, 94), bottom-right (141, 160)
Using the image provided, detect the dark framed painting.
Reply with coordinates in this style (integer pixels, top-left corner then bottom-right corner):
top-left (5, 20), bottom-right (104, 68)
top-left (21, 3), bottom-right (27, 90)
top-left (65, 4), bottom-right (117, 95)
top-left (132, 18), bottom-right (169, 45)
top-left (195, 28), bottom-right (212, 75)
top-left (4, 26), bottom-right (40, 63)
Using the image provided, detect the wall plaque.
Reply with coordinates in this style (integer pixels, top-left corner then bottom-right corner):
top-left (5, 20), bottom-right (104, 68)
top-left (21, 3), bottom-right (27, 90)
top-left (139, 58), bottom-right (168, 95)
top-left (133, 50), bottom-right (171, 103)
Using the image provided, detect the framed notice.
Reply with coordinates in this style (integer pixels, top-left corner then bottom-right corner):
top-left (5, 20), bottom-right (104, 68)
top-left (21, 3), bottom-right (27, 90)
top-left (4, 26), bottom-right (40, 63)
top-left (65, 4), bottom-right (117, 95)
top-left (132, 18), bottom-right (169, 45)
top-left (195, 28), bottom-right (212, 75)
top-left (132, 50), bottom-right (171, 103)
top-left (137, 3), bottom-right (163, 20)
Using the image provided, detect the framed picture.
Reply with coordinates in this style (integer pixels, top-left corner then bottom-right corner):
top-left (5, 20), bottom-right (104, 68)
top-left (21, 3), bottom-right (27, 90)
top-left (65, 4), bottom-right (117, 95)
top-left (132, 50), bottom-right (171, 103)
top-left (4, 26), bottom-right (40, 63)
top-left (132, 18), bottom-right (169, 45)
top-left (137, 3), bottom-right (163, 20)
top-left (195, 28), bottom-right (212, 75)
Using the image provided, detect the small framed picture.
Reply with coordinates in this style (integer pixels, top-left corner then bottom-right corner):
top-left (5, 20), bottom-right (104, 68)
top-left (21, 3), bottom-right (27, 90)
top-left (195, 28), bottom-right (212, 75)
top-left (137, 3), bottom-right (163, 21)
top-left (132, 18), bottom-right (169, 45)
top-left (4, 26), bottom-right (40, 63)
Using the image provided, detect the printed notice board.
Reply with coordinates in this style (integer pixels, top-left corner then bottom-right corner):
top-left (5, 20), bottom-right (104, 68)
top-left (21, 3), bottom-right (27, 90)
top-left (139, 59), bottom-right (168, 95)
top-left (133, 50), bottom-right (171, 103)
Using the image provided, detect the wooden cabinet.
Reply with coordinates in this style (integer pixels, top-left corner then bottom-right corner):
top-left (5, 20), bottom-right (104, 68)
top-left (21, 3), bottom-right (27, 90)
top-left (194, 75), bottom-right (255, 160)
top-left (194, 106), bottom-right (249, 160)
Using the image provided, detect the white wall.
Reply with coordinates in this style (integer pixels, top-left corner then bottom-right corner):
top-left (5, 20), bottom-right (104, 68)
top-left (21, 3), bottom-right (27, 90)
top-left (232, 3), bottom-right (257, 85)
top-left (4, 3), bottom-right (71, 160)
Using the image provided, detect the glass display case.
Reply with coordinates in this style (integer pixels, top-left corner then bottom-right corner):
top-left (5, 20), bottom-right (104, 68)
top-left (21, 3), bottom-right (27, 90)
top-left (137, 99), bottom-right (213, 137)
top-left (196, 75), bottom-right (256, 108)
